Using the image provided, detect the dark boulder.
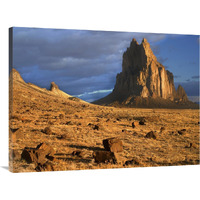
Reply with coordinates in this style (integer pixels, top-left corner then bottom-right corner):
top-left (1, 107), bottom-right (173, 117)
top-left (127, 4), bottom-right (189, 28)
top-left (145, 131), bottom-right (157, 139)
top-left (93, 151), bottom-right (117, 164)
top-left (103, 138), bottom-right (123, 152)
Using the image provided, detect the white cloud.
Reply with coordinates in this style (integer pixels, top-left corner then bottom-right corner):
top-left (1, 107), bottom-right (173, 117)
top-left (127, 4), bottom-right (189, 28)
top-left (76, 89), bottom-right (113, 97)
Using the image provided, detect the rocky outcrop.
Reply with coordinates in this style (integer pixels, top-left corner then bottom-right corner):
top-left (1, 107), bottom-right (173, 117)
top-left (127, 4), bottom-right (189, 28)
top-left (112, 38), bottom-right (176, 100)
top-left (175, 85), bottom-right (188, 102)
top-left (50, 81), bottom-right (72, 98)
top-left (103, 138), bottom-right (123, 153)
top-left (50, 82), bottom-right (59, 91)
top-left (10, 68), bottom-right (25, 83)
top-left (93, 38), bottom-right (198, 109)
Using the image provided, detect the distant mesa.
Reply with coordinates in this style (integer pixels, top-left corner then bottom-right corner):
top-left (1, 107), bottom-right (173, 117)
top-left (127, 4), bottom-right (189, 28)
top-left (93, 38), bottom-right (198, 109)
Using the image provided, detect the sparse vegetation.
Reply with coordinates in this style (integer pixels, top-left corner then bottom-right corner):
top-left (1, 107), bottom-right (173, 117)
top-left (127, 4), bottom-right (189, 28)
top-left (9, 70), bottom-right (200, 173)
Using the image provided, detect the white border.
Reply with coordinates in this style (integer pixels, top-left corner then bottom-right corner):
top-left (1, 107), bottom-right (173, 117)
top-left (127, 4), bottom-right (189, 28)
top-left (0, 1), bottom-right (199, 200)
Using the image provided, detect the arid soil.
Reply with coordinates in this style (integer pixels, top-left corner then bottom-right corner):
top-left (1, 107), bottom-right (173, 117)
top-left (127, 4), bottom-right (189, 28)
top-left (9, 78), bottom-right (200, 172)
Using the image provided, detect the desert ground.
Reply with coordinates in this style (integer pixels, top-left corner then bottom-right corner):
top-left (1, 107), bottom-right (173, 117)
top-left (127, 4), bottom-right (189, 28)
top-left (9, 78), bottom-right (199, 172)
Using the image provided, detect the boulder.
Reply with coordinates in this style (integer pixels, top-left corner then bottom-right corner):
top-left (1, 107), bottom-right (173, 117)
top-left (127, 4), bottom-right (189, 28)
top-left (36, 143), bottom-right (55, 157)
top-left (178, 129), bottom-right (186, 135)
top-left (124, 158), bottom-right (140, 166)
top-left (21, 143), bottom-right (55, 165)
top-left (43, 127), bottom-right (52, 135)
top-left (21, 147), bottom-right (38, 164)
top-left (132, 121), bottom-right (139, 128)
top-left (93, 151), bottom-right (117, 164)
top-left (139, 120), bottom-right (145, 125)
top-left (160, 126), bottom-right (165, 132)
top-left (145, 131), bottom-right (157, 139)
top-left (103, 138), bottom-right (123, 152)
top-left (93, 125), bottom-right (99, 130)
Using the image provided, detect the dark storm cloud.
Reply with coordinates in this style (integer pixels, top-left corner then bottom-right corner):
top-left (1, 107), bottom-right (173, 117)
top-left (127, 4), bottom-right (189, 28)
top-left (13, 28), bottom-right (168, 101)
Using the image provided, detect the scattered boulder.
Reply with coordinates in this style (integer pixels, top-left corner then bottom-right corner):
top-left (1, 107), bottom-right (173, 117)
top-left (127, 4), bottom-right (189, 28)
top-left (185, 143), bottom-right (193, 148)
top-left (139, 120), bottom-right (145, 125)
top-left (103, 138), bottom-right (123, 152)
top-left (124, 158), bottom-right (140, 166)
top-left (43, 127), bottom-right (52, 135)
top-left (36, 143), bottom-right (55, 157)
top-left (21, 143), bottom-right (55, 165)
top-left (93, 151), bottom-right (117, 164)
top-left (21, 147), bottom-right (38, 164)
top-left (59, 114), bottom-right (64, 119)
top-left (145, 131), bottom-right (157, 139)
top-left (66, 121), bottom-right (73, 125)
top-left (132, 121), bottom-right (139, 128)
top-left (178, 129), bottom-right (186, 135)
top-left (160, 127), bottom-right (165, 132)
top-left (132, 132), bottom-right (138, 136)
top-left (93, 125), bottom-right (99, 130)
top-left (88, 123), bottom-right (99, 130)
top-left (56, 134), bottom-right (67, 140)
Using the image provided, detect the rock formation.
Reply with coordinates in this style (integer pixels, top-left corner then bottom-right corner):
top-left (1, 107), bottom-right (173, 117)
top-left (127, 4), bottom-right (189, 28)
top-left (50, 81), bottom-right (72, 98)
top-left (10, 68), bottom-right (25, 83)
top-left (10, 68), bottom-right (81, 101)
top-left (176, 85), bottom-right (188, 102)
top-left (93, 38), bottom-right (198, 108)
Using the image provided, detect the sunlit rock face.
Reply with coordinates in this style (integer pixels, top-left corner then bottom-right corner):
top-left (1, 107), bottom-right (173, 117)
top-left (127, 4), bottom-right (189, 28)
top-left (93, 38), bottom-right (197, 108)
top-left (112, 38), bottom-right (177, 100)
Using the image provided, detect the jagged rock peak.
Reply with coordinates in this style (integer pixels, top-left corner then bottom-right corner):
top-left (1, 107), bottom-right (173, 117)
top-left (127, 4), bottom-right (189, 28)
top-left (50, 82), bottom-right (59, 91)
top-left (10, 68), bottom-right (25, 83)
top-left (107, 37), bottom-right (187, 101)
top-left (130, 38), bottom-right (139, 46)
top-left (141, 38), bottom-right (157, 62)
top-left (176, 85), bottom-right (188, 102)
top-left (93, 37), bottom-right (197, 108)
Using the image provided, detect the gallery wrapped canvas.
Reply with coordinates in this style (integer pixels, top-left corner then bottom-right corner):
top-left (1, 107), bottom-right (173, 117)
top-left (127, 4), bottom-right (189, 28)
top-left (9, 27), bottom-right (199, 172)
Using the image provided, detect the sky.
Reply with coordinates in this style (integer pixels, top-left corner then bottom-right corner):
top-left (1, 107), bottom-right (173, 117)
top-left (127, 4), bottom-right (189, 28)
top-left (12, 27), bottom-right (199, 102)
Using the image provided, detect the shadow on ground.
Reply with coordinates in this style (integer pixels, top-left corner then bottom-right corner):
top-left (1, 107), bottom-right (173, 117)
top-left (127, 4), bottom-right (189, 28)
top-left (69, 144), bottom-right (104, 151)
top-left (1, 166), bottom-right (9, 171)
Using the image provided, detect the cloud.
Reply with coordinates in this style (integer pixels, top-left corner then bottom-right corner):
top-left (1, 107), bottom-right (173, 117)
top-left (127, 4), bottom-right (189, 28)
top-left (11, 28), bottom-right (173, 102)
top-left (75, 89), bottom-right (113, 102)
top-left (191, 75), bottom-right (200, 79)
